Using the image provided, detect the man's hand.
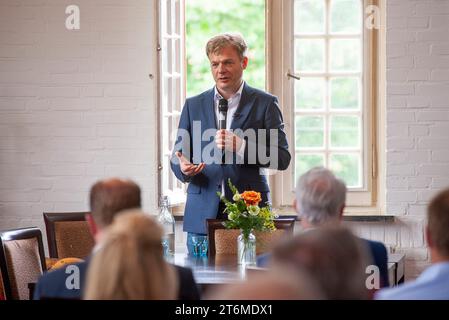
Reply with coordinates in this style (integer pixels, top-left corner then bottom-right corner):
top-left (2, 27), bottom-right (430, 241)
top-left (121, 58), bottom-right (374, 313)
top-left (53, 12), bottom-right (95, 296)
top-left (215, 129), bottom-right (243, 152)
top-left (176, 152), bottom-right (205, 177)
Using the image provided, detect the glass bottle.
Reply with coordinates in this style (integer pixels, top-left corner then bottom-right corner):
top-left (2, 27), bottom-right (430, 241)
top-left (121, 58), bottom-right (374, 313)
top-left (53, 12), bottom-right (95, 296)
top-left (237, 230), bottom-right (256, 266)
top-left (157, 195), bottom-right (175, 257)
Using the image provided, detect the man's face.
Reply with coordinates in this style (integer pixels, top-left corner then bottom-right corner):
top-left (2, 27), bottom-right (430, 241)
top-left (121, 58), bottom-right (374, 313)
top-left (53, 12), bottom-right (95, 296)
top-left (209, 45), bottom-right (248, 96)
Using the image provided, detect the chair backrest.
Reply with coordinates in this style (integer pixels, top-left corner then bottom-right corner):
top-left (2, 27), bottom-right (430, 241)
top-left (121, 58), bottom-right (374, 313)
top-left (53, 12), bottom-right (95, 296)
top-left (0, 227), bottom-right (47, 300)
top-left (43, 212), bottom-right (94, 259)
top-left (207, 218), bottom-right (296, 257)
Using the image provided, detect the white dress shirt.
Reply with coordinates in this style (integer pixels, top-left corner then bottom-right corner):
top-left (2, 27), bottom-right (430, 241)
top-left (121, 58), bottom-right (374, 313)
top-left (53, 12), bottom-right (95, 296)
top-left (213, 81), bottom-right (247, 195)
top-left (213, 81), bottom-right (247, 158)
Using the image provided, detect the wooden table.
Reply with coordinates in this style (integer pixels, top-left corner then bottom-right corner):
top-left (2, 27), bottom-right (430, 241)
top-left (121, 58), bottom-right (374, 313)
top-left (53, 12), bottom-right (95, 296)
top-left (171, 252), bottom-right (406, 287)
top-left (28, 253), bottom-right (406, 299)
top-left (170, 253), bottom-right (250, 285)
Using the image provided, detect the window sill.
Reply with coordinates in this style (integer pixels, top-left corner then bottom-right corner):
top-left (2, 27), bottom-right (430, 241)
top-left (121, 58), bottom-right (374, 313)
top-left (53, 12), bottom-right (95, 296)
top-left (172, 205), bottom-right (395, 223)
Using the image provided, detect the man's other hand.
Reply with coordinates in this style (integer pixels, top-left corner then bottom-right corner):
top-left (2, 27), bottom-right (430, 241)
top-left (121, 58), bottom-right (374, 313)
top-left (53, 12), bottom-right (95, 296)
top-left (176, 152), bottom-right (205, 177)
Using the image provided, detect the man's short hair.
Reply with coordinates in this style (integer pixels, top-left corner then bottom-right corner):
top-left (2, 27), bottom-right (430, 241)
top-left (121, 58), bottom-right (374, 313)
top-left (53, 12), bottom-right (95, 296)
top-left (295, 167), bottom-right (347, 225)
top-left (89, 178), bottom-right (141, 228)
top-left (428, 188), bottom-right (449, 257)
top-left (206, 33), bottom-right (247, 60)
top-left (272, 226), bottom-right (370, 299)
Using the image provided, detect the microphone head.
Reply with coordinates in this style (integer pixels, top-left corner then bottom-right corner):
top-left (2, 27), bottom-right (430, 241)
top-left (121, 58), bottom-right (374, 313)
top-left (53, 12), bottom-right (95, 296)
top-left (218, 98), bottom-right (228, 113)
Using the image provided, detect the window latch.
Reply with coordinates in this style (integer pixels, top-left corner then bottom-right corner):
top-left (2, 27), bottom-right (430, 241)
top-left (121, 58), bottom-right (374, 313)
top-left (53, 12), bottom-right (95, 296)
top-left (287, 72), bottom-right (301, 81)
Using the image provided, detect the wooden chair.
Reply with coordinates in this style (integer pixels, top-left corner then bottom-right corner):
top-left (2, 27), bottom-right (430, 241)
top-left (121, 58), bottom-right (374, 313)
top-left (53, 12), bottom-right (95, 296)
top-left (43, 212), bottom-right (94, 259)
top-left (206, 218), bottom-right (296, 257)
top-left (0, 227), bottom-right (47, 300)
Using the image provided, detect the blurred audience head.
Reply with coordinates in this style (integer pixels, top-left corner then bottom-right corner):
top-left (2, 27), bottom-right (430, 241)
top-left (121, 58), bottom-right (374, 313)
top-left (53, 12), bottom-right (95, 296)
top-left (88, 178), bottom-right (141, 236)
top-left (272, 226), bottom-right (370, 300)
top-left (84, 210), bottom-right (178, 300)
top-left (426, 188), bottom-right (449, 262)
top-left (205, 267), bottom-right (323, 300)
top-left (295, 167), bottom-right (347, 227)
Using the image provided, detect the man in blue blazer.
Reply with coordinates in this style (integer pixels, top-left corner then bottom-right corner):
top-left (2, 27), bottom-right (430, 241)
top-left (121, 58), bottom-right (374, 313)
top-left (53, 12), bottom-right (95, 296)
top-left (257, 167), bottom-right (390, 289)
top-left (170, 33), bottom-right (291, 253)
top-left (33, 178), bottom-right (200, 300)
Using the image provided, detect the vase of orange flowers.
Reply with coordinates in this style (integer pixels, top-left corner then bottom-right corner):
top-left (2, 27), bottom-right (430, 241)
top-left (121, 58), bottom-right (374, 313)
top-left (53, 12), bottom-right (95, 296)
top-left (217, 179), bottom-right (277, 266)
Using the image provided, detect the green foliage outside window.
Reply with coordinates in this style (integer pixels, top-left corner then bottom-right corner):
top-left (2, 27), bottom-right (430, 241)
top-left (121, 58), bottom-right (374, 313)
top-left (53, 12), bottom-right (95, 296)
top-left (186, 0), bottom-right (266, 97)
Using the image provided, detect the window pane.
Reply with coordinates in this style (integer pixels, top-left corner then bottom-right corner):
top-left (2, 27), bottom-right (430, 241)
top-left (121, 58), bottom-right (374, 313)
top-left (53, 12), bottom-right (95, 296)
top-left (330, 153), bottom-right (361, 188)
top-left (295, 78), bottom-right (325, 110)
top-left (295, 153), bottom-right (325, 180)
top-left (330, 39), bottom-right (361, 72)
top-left (331, 0), bottom-right (362, 34)
top-left (186, 0), bottom-right (266, 97)
top-left (330, 77), bottom-right (360, 110)
top-left (296, 116), bottom-right (324, 148)
top-left (294, 0), bottom-right (325, 34)
top-left (330, 116), bottom-right (360, 148)
top-left (295, 39), bottom-right (325, 72)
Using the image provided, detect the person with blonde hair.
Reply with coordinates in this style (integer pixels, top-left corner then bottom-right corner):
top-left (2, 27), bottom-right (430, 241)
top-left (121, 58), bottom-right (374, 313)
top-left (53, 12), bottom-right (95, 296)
top-left (85, 210), bottom-right (178, 300)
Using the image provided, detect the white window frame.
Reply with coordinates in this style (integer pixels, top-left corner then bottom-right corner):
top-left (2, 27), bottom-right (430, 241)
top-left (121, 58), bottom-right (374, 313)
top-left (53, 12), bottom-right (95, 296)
top-left (157, 0), bottom-right (386, 214)
top-left (157, 0), bottom-right (187, 205)
top-left (267, 0), bottom-right (385, 213)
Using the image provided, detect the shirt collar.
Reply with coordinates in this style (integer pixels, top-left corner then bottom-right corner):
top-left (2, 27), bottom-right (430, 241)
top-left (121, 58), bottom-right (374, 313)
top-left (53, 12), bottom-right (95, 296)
top-left (214, 80), bottom-right (245, 102)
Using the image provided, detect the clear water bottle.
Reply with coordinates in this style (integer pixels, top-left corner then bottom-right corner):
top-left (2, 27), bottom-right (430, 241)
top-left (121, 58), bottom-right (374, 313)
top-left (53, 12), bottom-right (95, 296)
top-left (157, 195), bottom-right (175, 257)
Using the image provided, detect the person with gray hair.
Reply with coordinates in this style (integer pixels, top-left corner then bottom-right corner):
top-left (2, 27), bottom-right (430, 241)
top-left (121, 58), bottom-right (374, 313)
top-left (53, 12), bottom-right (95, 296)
top-left (295, 166), bottom-right (347, 226)
top-left (258, 166), bottom-right (390, 289)
top-left (271, 226), bottom-right (371, 299)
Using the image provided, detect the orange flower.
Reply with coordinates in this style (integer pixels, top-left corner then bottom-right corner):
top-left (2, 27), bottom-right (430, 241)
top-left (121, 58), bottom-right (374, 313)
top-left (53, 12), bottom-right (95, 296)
top-left (241, 191), bottom-right (262, 206)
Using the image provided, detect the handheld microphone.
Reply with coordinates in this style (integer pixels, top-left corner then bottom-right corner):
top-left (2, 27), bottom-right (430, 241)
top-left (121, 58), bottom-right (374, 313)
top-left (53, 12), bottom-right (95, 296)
top-left (218, 98), bottom-right (228, 130)
top-left (218, 98), bottom-right (228, 164)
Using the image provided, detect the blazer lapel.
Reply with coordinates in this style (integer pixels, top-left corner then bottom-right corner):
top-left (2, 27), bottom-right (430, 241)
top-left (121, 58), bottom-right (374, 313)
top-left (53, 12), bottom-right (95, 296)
top-left (231, 83), bottom-right (256, 130)
top-left (200, 88), bottom-right (222, 164)
top-left (201, 88), bottom-right (217, 130)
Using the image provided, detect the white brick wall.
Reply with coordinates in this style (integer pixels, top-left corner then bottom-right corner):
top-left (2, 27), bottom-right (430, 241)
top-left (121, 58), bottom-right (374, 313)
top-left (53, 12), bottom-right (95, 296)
top-left (1, 0), bottom-right (449, 282)
top-left (340, 0), bottom-right (449, 281)
top-left (0, 0), bottom-right (159, 253)
top-left (383, 0), bottom-right (449, 279)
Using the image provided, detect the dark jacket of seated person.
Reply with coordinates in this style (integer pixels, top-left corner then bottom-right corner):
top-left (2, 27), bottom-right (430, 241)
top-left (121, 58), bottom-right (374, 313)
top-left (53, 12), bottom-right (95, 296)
top-left (33, 258), bottom-right (200, 300)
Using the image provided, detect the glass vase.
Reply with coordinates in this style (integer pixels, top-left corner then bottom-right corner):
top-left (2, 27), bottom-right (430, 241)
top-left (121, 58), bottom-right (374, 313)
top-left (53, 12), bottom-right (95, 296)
top-left (237, 230), bottom-right (256, 266)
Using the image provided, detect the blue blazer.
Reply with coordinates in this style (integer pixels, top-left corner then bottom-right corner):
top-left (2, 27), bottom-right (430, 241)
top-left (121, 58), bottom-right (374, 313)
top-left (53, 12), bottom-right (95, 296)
top-left (33, 259), bottom-right (200, 300)
top-left (171, 84), bottom-right (291, 234)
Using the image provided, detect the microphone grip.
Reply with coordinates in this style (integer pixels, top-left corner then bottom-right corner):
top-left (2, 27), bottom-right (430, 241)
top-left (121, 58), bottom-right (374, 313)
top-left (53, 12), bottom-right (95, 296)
top-left (219, 119), bottom-right (226, 130)
top-left (218, 112), bottom-right (227, 130)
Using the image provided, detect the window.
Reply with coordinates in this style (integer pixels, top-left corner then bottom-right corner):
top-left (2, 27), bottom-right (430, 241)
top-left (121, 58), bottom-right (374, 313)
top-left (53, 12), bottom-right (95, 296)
top-left (294, 0), bottom-right (365, 188)
top-left (158, 0), bottom-right (266, 204)
top-left (268, 0), bottom-right (383, 210)
top-left (158, 0), bottom-right (186, 204)
top-left (158, 0), bottom-right (385, 211)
